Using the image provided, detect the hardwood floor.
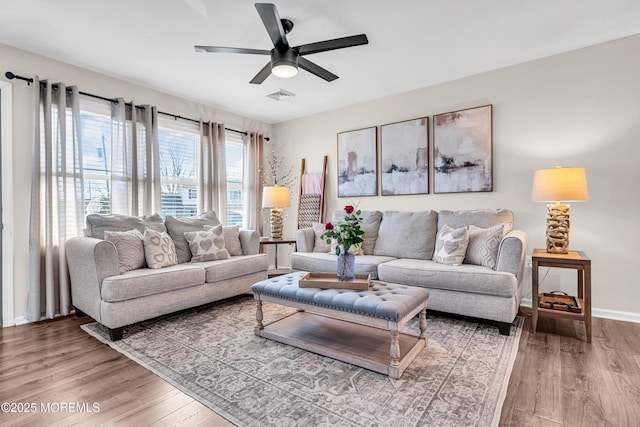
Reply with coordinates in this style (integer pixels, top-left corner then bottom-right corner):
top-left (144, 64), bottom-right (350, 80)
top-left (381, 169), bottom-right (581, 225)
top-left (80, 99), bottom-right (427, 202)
top-left (1, 308), bottom-right (638, 426)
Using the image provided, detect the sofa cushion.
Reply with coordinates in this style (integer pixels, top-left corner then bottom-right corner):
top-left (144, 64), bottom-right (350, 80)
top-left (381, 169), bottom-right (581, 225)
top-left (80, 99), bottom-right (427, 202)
top-left (185, 225), bottom-right (230, 262)
top-left (378, 258), bottom-right (517, 298)
top-left (332, 210), bottom-right (382, 255)
top-left (165, 211), bottom-right (221, 263)
top-left (465, 224), bottom-right (505, 269)
top-left (290, 252), bottom-right (396, 280)
top-left (104, 229), bottom-right (146, 273)
top-left (437, 209), bottom-right (513, 231)
top-left (85, 213), bottom-right (166, 240)
top-left (373, 210), bottom-right (438, 260)
top-left (432, 225), bottom-right (469, 265)
top-left (143, 229), bottom-right (178, 269)
top-left (223, 225), bottom-right (244, 256)
top-left (101, 263), bottom-right (205, 302)
top-left (312, 223), bottom-right (332, 253)
top-left (200, 254), bottom-right (269, 283)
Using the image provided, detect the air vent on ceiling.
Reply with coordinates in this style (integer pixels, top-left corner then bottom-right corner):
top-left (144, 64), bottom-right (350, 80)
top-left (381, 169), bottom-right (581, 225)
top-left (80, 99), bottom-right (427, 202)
top-left (266, 88), bottom-right (296, 101)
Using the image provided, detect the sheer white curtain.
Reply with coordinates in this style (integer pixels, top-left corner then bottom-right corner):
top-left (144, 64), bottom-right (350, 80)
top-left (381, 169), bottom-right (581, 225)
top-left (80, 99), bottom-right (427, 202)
top-left (198, 121), bottom-right (227, 224)
top-left (243, 131), bottom-right (265, 233)
top-left (110, 99), bottom-right (162, 216)
top-left (27, 79), bottom-right (85, 321)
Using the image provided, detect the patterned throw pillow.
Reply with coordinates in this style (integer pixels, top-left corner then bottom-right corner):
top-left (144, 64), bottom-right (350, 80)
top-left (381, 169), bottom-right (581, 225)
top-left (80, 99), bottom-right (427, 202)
top-left (205, 225), bottom-right (243, 256)
top-left (184, 224), bottom-right (230, 262)
top-left (312, 223), bottom-right (332, 253)
top-left (104, 229), bottom-right (146, 274)
top-left (143, 229), bottom-right (178, 269)
top-left (432, 225), bottom-right (469, 265)
top-left (465, 223), bottom-right (506, 269)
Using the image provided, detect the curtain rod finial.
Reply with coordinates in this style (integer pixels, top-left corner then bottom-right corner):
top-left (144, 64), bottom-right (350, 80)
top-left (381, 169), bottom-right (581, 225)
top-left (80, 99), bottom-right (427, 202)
top-left (4, 71), bottom-right (15, 79)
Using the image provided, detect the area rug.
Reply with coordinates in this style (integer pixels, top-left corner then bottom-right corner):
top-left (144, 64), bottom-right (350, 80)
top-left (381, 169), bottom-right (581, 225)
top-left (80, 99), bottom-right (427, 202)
top-left (82, 295), bottom-right (522, 427)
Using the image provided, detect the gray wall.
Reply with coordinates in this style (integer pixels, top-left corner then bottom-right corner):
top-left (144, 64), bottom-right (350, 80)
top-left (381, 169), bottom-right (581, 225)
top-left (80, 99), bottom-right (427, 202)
top-left (273, 35), bottom-right (640, 316)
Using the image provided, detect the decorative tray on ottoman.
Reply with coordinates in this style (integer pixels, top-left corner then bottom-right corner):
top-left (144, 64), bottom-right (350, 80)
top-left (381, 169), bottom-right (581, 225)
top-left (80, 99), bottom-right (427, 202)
top-left (298, 272), bottom-right (371, 290)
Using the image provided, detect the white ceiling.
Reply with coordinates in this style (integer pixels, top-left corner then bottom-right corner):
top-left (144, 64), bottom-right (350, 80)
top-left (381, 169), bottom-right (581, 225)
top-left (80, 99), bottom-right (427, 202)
top-left (1, 0), bottom-right (639, 124)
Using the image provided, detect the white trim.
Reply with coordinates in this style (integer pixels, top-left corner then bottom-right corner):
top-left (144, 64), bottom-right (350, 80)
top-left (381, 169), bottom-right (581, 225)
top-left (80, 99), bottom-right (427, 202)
top-left (13, 316), bottom-right (29, 326)
top-left (520, 298), bottom-right (640, 323)
top-left (0, 80), bottom-right (15, 328)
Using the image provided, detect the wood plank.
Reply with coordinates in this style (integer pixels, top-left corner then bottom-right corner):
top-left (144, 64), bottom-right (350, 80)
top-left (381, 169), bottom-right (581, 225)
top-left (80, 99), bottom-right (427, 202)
top-left (258, 311), bottom-right (424, 378)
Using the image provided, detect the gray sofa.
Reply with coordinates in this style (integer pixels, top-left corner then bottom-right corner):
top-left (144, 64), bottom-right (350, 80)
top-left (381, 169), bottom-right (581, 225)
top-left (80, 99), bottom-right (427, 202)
top-left (291, 209), bottom-right (527, 335)
top-left (66, 212), bottom-right (268, 340)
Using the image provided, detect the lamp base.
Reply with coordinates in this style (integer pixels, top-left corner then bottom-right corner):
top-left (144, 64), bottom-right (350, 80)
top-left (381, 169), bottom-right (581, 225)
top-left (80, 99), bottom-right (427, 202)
top-left (270, 208), bottom-right (284, 240)
top-left (545, 203), bottom-right (570, 254)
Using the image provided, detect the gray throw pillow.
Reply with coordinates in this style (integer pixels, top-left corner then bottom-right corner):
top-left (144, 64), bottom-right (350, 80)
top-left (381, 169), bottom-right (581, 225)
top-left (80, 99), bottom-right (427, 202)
top-left (331, 210), bottom-right (383, 254)
top-left (86, 213), bottom-right (166, 240)
top-left (205, 225), bottom-right (243, 256)
top-left (165, 211), bottom-right (221, 263)
top-left (433, 225), bottom-right (469, 265)
top-left (465, 223), bottom-right (505, 269)
top-left (312, 223), bottom-right (332, 253)
top-left (104, 229), bottom-right (146, 274)
top-left (184, 225), bottom-right (230, 262)
top-left (143, 229), bottom-right (178, 269)
top-left (373, 210), bottom-right (438, 259)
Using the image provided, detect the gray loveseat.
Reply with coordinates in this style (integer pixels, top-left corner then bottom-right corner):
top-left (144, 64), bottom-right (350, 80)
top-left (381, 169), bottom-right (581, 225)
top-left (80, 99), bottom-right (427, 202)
top-left (291, 209), bottom-right (527, 335)
top-left (66, 212), bottom-right (268, 340)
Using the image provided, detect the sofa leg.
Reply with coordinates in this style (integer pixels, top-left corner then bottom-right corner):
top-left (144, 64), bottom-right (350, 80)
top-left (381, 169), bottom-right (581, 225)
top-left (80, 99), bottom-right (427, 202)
top-left (108, 327), bottom-right (124, 341)
top-left (74, 308), bottom-right (87, 318)
top-left (497, 322), bottom-right (511, 336)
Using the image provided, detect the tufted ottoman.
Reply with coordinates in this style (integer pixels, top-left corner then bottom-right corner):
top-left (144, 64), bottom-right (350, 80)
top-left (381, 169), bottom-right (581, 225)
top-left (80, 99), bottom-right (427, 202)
top-left (250, 271), bottom-right (429, 379)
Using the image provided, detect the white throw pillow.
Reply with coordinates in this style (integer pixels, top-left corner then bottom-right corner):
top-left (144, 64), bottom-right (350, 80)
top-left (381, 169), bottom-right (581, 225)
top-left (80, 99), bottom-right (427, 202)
top-left (184, 224), bottom-right (230, 262)
top-left (432, 225), bottom-right (469, 265)
top-left (143, 229), bottom-right (178, 269)
top-left (312, 223), bottom-right (332, 253)
top-left (104, 229), bottom-right (146, 273)
top-left (465, 223), bottom-right (506, 269)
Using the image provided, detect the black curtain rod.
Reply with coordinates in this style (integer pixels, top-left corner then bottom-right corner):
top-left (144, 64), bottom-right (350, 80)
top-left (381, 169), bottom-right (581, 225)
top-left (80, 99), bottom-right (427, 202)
top-left (4, 71), bottom-right (269, 140)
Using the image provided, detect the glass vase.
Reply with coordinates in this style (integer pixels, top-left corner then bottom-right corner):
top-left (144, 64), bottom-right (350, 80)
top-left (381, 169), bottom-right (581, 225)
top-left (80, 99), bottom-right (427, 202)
top-left (337, 249), bottom-right (356, 282)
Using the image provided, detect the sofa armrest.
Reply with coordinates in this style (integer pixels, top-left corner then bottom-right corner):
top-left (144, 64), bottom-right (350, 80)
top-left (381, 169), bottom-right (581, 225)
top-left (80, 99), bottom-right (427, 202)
top-left (239, 229), bottom-right (260, 255)
top-left (296, 228), bottom-right (316, 253)
top-left (495, 230), bottom-right (528, 281)
top-left (65, 236), bottom-right (120, 322)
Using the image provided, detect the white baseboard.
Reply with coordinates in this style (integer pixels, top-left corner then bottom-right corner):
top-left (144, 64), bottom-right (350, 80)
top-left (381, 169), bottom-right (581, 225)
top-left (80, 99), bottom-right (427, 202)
top-left (520, 298), bottom-right (640, 323)
top-left (13, 316), bottom-right (29, 326)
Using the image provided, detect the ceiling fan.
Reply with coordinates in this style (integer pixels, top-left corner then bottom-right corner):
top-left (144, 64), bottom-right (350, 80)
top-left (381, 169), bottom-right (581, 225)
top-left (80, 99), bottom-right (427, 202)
top-left (195, 3), bottom-right (368, 84)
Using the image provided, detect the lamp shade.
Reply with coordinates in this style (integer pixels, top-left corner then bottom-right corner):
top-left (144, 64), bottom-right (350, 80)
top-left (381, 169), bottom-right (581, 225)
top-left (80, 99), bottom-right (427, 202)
top-left (532, 167), bottom-right (588, 202)
top-left (262, 186), bottom-right (291, 208)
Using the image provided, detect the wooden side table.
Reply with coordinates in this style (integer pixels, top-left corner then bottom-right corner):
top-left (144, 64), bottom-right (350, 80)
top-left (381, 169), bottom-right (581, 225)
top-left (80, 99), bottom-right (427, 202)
top-left (259, 237), bottom-right (296, 277)
top-left (531, 249), bottom-right (592, 342)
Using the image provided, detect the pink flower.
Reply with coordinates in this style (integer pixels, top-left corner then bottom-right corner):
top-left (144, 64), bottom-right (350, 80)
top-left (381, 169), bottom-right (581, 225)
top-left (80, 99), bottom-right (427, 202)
top-left (325, 222), bottom-right (334, 230)
top-left (344, 205), bottom-right (354, 214)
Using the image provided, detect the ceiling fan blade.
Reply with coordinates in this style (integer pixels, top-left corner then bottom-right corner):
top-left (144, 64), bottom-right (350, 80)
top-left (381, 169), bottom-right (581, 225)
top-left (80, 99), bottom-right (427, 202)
top-left (195, 46), bottom-right (270, 55)
top-left (296, 34), bottom-right (368, 56)
top-left (250, 62), bottom-right (273, 84)
top-left (298, 57), bottom-right (338, 82)
top-left (255, 3), bottom-right (288, 49)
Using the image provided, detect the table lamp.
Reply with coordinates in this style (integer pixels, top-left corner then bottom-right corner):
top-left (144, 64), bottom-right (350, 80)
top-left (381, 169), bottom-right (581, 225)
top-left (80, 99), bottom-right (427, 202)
top-left (532, 166), bottom-right (588, 254)
top-left (262, 185), bottom-right (290, 240)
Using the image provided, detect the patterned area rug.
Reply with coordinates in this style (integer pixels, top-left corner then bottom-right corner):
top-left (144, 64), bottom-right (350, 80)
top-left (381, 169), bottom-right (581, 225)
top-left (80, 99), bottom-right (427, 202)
top-left (82, 295), bottom-right (522, 427)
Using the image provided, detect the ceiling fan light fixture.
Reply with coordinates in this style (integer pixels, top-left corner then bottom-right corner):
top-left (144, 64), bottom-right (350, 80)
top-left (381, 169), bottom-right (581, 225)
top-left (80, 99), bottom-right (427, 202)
top-left (272, 62), bottom-right (298, 78)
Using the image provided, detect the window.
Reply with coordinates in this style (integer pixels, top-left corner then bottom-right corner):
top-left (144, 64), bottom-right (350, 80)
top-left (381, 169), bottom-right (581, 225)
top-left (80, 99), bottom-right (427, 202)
top-left (74, 97), bottom-right (246, 223)
top-left (80, 99), bottom-right (113, 215)
top-left (225, 131), bottom-right (245, 226)
top-left (158, 117), bottom-right (199, 218)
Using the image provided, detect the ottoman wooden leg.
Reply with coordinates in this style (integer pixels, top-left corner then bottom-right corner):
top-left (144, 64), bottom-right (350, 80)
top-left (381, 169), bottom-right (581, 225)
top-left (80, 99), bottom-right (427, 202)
top-left (255, 297), bottom-right (264, 336)
top-left (389, 323), bottom-right (400, 379)
top-left (419, 307), bottom-right (428, 344)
